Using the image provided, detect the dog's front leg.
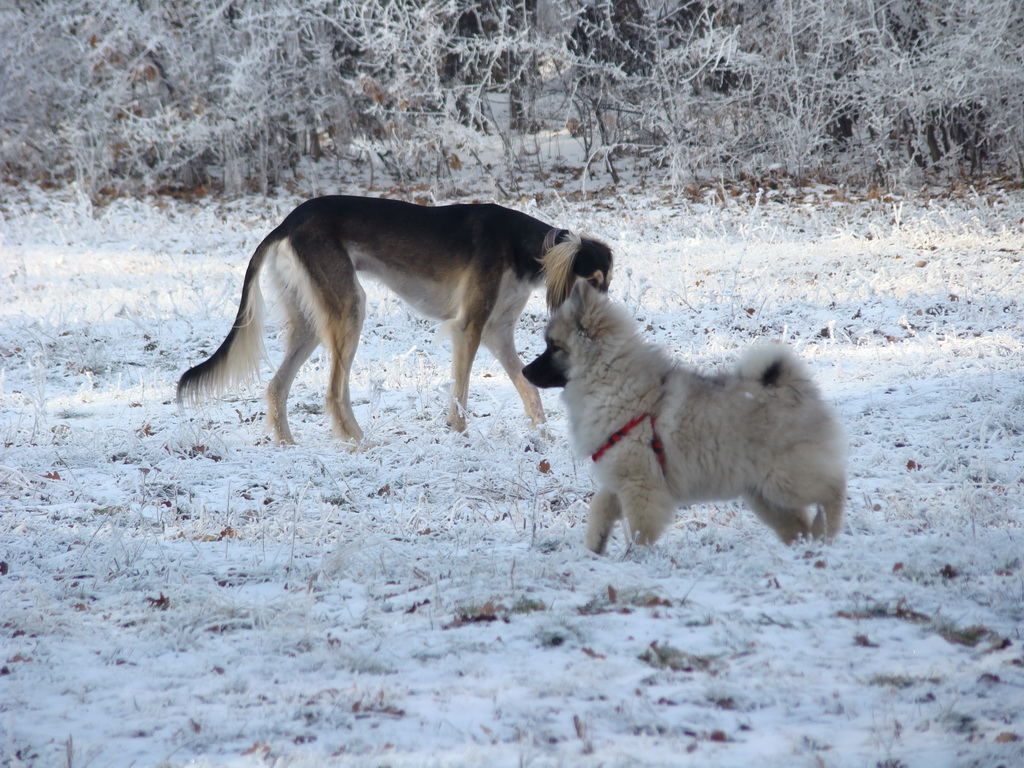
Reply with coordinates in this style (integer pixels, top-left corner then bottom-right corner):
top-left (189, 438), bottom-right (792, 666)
top-left (447, 319), bottom-right (483, 434)
top-left (482, 295), bottom-right (546, 428)
top-left (585, 488), bottom-right (623, 554)
top-left (617, 480), bottom-right (675, 549)
top-left (484, 327), bottom-right (545, 427)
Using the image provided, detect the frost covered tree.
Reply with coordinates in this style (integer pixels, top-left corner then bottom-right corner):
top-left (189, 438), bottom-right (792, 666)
top-left (1, 0), bottom-right (1021, 196)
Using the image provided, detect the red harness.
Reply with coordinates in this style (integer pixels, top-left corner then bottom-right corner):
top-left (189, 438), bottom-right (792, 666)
top-left (591, 412), bottom-right (666, 471)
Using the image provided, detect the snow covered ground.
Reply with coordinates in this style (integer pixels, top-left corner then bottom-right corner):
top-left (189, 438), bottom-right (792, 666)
top-left (1, 181), bottom-right (1022, 767)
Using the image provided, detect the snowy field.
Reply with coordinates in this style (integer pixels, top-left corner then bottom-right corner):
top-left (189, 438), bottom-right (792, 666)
top-left (1, 181), bottom-right (1022, 768)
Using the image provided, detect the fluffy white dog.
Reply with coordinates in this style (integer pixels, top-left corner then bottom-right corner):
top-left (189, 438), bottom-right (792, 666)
top-left (523, 281), bottom-right (846, 553)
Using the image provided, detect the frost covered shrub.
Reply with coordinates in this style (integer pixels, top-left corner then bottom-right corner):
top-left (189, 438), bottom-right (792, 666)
top-left (1, 0), bottom-right (1022, 196)
top-left (735, 0), bottom-right (1024, 185)
top-left (561, 0), bottom-right (1024, 186)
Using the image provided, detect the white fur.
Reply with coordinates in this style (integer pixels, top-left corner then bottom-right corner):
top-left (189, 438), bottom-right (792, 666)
top-left (267, 239), bottom-right (331, 341)
top-left (177, 266), bottom-right (266, 407)
top-left (543, 283), bottom-right (847, 553)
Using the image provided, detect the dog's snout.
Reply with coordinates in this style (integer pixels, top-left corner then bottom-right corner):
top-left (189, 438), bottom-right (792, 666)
top-left (522, 350), bottom-right (567, 389)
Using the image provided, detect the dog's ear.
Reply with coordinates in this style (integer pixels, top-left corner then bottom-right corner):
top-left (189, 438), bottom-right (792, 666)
top-left (571, 277), bottom-right (603, 310)
top-left (568, 279), bottom-right (602, 339)
top-left (569, 276), bottom-right (599, 302)
top-left (566, 277), bottom-right (591, 318)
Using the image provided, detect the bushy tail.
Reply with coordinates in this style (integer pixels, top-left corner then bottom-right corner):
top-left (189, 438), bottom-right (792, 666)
top-left (736, 342), bottom-right (816, 393)
top-left (540, 230), bottom-right (583, 311)
top-left (741, 342), bottom-right (847, 542)
top-left (539, 229), bottom-right (613, 311)
top-left (176, 238), bottom-right (274, 409)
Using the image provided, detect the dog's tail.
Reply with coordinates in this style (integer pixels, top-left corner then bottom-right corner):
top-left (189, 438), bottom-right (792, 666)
top-left (176, 236), bottom-right (275, 410)
top-left (540, 230), bottom-right (612, 311)
top-left (736, 342), bottom-right (817, 394)
top-left (541, 230), bottom-right (582, 311)
top-left (740, 343), bottom-right (847, 542)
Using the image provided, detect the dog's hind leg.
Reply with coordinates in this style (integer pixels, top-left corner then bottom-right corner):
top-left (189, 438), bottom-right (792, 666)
top-left (585, 489), bottom-right (623, 554)
top-left (322, 280), bottom-right (366, 445)
top-left (743, 490), bottom-right (814, 544)
top-left (265, 244), bottom-right (328, 445)
top-left (446, 315), bottom-right (484, 435)
top-left (269, 237), bottom-right (366, 445)
top-left (810, 482), bottom-right (846, 542)
top-left (267, 310), bottom-right (320, 445)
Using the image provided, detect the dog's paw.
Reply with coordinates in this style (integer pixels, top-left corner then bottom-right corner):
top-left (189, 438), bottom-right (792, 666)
top-left (525, 426), bottom-right (556, 451)
top-left (584, 528), bottom-right (611, 555)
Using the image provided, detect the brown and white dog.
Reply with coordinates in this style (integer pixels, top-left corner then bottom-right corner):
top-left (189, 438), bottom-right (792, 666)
top-left (177, 196), bottom-right (612, 444)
